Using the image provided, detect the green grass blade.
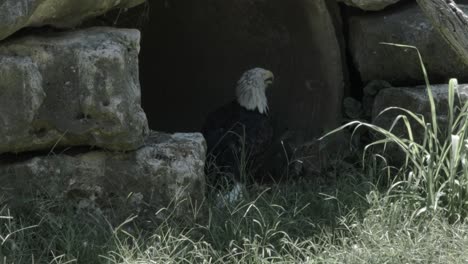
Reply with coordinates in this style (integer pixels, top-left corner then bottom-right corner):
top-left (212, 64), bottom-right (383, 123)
top-left (380, 43), bottom-right (438, 136)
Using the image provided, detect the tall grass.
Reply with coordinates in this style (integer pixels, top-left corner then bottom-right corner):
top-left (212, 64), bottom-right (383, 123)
top-left (0, 156), bottom-right (373, 263)
top-left (323, 44), bottom-right (468, 220)
top-left (2, 141), bottom-right (468, 262)
top-left (104, 168), bottom-right (371, 264)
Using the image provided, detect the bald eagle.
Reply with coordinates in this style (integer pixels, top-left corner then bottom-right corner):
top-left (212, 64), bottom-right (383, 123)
top-left (202, 68), bottom-right (274, 191)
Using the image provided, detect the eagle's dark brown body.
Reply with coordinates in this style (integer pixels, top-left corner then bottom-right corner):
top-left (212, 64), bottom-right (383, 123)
top-left (202, 101), bottom-right (273, 184)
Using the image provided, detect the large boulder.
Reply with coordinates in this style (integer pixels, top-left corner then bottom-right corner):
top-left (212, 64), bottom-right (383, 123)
top-left (0, 131), bottom-right (206, 221)
top-left (372, 84), bottom-right (468, 149)
top-left (348, 3), bottom-right (468, 85)
top-left (0, 0), bottom-right (145, 41)
top-left (0, 27), bottom-right (148, 154)
top-left (373, 84), bottom-right (468, 127)
top-left (338, 0), bottom-right (401, 11)
top-left (371, 84), bottom-right (468, 162)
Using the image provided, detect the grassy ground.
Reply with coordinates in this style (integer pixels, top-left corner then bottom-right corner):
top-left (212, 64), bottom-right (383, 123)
top-left (1, 157), bottom-right (468, 264)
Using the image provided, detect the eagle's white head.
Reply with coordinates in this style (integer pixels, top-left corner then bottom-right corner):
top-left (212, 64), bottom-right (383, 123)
top-left (236, 68), bottom-right (274, 114)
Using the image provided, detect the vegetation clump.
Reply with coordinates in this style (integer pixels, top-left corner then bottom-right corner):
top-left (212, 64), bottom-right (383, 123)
top-left (326, 44), bottom-right (468, 221)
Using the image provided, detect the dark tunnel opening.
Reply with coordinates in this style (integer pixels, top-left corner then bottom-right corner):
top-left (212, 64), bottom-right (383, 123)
top-left (137, 0), bottom-right (346, 141)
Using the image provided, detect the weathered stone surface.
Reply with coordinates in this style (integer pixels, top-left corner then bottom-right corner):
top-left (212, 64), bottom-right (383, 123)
top-left (416, 0), bottom-right (468, 67)
top-left (363, 80), bottom-right (392, 119)
top-left (0, 0), bottom-right (145, 41)
top-left (343, 97), bottom-right (363, 120)
top-left (373, 84), bottom-right (468, 124)
top-left (0, 27), bottom-right (148, 154)
top-left (338, 0), bottom-right (401, 11)
top-left (348, 3), bottom-right (468, 85)
top-left (371, 84), bottom-right (468, 162)
top-left (0, 131), bottom-right (206, 220)
top-left (372, 84), bottom-right (468, 148)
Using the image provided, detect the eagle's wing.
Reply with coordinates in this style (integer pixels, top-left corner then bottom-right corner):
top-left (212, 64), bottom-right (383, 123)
top-left (202, 101), bottom-right (241, 154)
top-left (238, 109), bottom-right (273, 158)
top-left (202, 101), bottom-right (273, 183)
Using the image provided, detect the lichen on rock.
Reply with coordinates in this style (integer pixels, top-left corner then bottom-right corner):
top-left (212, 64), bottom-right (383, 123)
top-left (0, 131), bottom-right (206, 221)
top-left (0, 0), bottom-right (146, 41)
top-left (0, 27), bottom-right (149, 154)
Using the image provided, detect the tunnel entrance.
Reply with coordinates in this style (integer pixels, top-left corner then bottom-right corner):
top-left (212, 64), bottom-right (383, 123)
top-left (137, 0), bottom-right (346, 142)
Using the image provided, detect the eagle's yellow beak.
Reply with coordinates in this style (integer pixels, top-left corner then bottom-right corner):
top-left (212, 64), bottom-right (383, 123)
top-left (264, 71), bottom-right (274, 88)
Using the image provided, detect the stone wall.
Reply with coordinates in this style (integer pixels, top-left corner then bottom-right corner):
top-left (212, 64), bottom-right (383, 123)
top-left (0, 0), bottom-right (206, 222)
top-left (347, 1), bottom-right (468, 85)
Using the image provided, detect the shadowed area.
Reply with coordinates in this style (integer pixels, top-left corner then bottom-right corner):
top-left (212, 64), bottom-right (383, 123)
top-left (139, 0), bottom-right (345, 142)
